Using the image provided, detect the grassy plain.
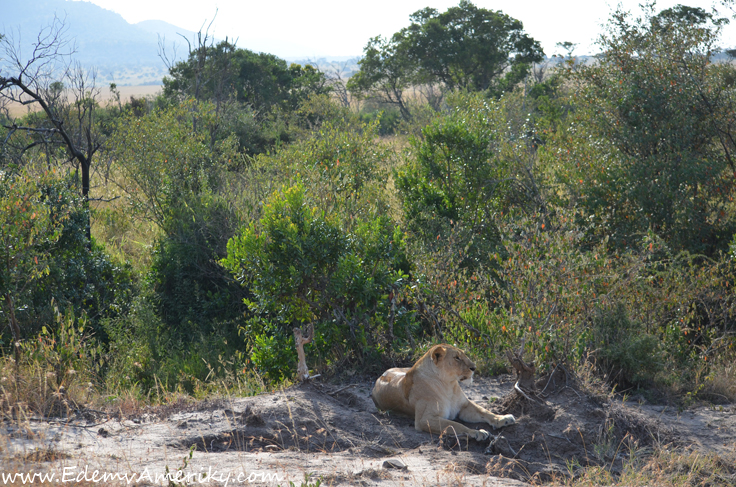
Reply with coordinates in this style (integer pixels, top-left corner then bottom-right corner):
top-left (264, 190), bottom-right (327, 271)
top-left (4, 84), bottom-right (162, 117)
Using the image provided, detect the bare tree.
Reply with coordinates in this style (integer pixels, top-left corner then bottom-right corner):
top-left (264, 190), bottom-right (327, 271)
top-left (322, 58), bottom-right (357, 109)
top-left (158, 14), bottom-right (219, 103)
top-left (158, 11), bottom-right (243, 147)
top-left (0, 16), bottom-right (106, 243)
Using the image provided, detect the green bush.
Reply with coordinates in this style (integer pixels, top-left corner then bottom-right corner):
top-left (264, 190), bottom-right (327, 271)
top-left (264, 115), bottom-right (390, 196)
top-left (108, 100), bottom-right (230, 228)
top-left (149, 194), bottom-right (246, 344)
top-left (102, 292), bottom-right (160, 393)
top-left (547, 4), bottom-right (736, 255)
top-left (109, 99), bottom-right (249, 341)
top-left (448, 210), bottom-right (736, 394)
top-left (591, 303), bottom-right (663, 387)
top-left (1, 176), bottom-right (136, 343)
top-left (396, 92), bottom-right (531, 270)
top-left (103, 289), bottom-right (245, 396)
top-left (0, 167), bottom-right (65, 354)
top-left (253, 105), bottom-right (395, 238)
top-left (358, 109), bottom-right (401, 135)
top-left (221, 183), bottom-right (414, 382)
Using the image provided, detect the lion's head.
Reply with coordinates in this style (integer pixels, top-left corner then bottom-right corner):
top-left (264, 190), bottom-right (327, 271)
top-left (430, 344), bottom-right (476, 383)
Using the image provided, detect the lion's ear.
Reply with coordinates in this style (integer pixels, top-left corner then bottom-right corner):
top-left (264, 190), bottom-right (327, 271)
top-left (432, 346), bottom-right (446, 365)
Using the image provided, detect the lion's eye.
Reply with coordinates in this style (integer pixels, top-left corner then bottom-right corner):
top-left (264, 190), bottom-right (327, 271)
top-left (455, 356), bottom-right (461, 361)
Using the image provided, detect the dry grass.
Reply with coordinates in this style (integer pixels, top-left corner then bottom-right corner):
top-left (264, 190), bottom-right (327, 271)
top-left (91, 203), bottom-right (159, 272)
top-left (3, 85), bottom-right (161, 118)
top-left (0, 358), bottom-right (94, 421)
top-left (88, 162), bottom-right (161, 271)
top-left (566, 447), bottom-right (736, 487)
top-left (703, 354), bottom-right (736, 404)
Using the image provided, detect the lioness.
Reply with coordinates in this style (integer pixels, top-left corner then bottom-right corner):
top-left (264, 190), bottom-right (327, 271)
top-left (372, 344), bottom-right (515, 441)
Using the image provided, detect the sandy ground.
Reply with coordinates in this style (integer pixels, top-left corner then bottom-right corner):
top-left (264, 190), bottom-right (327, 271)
top-left (2, 374), bottom-right (735, 486)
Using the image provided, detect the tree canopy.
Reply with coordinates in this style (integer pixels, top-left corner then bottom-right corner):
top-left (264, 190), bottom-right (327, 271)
top-left (548, 3), bottom-right (736, 254)
top-left (162, 40), bottom-right (329, 114)
top-left (348, 0), bottom-right (544, 115)
top-left (402, 0), bottom-right (544, 92)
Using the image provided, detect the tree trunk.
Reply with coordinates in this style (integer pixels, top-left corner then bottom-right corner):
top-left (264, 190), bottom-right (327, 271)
top-left (294, 323), bottom-right (314, 382)
top-left (506, 347), bottom-right (536, 391)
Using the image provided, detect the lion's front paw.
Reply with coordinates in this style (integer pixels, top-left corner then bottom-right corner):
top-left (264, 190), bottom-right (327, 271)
top-left (501, 414), bottom-right (516, 426)
top-left (474, 429), bottom-right (490, 441)
top-left (490, 414), bottom-right (516, 428)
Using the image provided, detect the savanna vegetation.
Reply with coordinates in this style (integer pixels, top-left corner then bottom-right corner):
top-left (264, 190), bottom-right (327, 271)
top-left (2, 2), bottom-right (736, 476)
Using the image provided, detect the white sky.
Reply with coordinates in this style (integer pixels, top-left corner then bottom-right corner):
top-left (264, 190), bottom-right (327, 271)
top-left (74, 0), bottom-right (736, 58)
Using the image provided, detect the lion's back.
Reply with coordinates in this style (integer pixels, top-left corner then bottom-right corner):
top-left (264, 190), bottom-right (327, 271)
top-left (371, 367), bottom-right (414, 416)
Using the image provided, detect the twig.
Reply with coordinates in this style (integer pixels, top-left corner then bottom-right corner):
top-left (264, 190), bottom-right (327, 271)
top-left (505, 439), bottom-right (518, 457)
top-left (328, 384), bottom-right (356, 396)
top-left (88, 196), bottom-right (121, 203)
top-left (27, 417), bottom-right (112, 429)
top-left (541, 364), bottom-right (559, 394)
top-left (561, 386), bottom-right (582, 399)
top-left (514, 381), bottom-right (540, 403)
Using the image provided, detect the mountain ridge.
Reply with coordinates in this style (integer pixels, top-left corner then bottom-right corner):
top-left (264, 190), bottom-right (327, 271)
top-left (0, 1), bottom-right (362, 86)
top-left (0, 0), bottom-right (181, 85)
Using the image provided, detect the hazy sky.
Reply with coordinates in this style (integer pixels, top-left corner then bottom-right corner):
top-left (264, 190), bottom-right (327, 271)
top-left (75, 0), bottom-right (736, 58)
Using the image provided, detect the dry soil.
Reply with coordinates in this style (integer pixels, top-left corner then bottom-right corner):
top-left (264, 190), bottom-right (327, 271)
top-left (2, 372), bottom-right (736, 486)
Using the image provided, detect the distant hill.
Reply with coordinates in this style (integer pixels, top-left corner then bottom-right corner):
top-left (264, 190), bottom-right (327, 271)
top-left (0, 1), bottom-right (360, 87)
top-left (0, 0), bottom-right (194, 85)
top-left (289, 57), bottom-right (361, 79)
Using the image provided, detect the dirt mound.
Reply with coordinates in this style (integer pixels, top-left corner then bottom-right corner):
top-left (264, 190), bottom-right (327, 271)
top-left (159, 374), bottom-right (674, 483)
top-left (484, 375), bottom-right (673, 482)
top-left (2, 373), bottom-right (734, 486)
top-left (167, 382), bottom-right (430, 456)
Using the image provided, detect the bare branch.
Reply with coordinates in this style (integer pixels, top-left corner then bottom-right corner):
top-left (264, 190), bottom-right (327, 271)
top-left (157, 34), bottom-right (179, 71)
top-left (0, 15), bottom-right (75, 104)
top-left (88, 196), bottom-right (121, 203)
top-left (0, 16), bottom-right (107, 244)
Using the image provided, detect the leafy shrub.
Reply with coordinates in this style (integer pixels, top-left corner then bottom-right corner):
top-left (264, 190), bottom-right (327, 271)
top-left (395, 92), bottom-right (543, 270)
top-left (294, 94), bottom-right (356, 133)
top-left (33, 183), bottom-right (136, 342)
top-left (102, 292), bottom-right (160, 393)
top-left (590, 303), bottom-right (663, 387)
top-left (0, 167), bottom-right (65, 355)
top-left (358, 109), bottom-right (401, 135)
top-left (263, 115), bottom-right (390, 197)
top-left (109, 99), bottom-right (248, 342)
top-left (467, 211), bottom-right (736, 393)
top-left (253, 106), bottom-right (396, 239)
top-left (547, 4), bottom-right (736, 255)
top-left (413, 202), bottom-right (735, 397)
top-left (0, 173), bottom-right (135, 344)
top-left (103, 288), bottom-right (247, 396)
top-left (221, 184), bottom-right (413, 382)
top-left (149, 193), bottom-right (246, 344)
top-left (108, 100), bottom-right (224, 229)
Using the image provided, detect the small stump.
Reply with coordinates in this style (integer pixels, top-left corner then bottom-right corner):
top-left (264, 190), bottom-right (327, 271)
top-left (294, 323), bottom-right (314, 382)
top-left (506, 346), bottom-right (536, 391)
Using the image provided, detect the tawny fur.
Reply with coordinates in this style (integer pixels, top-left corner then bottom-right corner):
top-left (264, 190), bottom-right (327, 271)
top-left (371, 344), bottom-right (515, 441)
